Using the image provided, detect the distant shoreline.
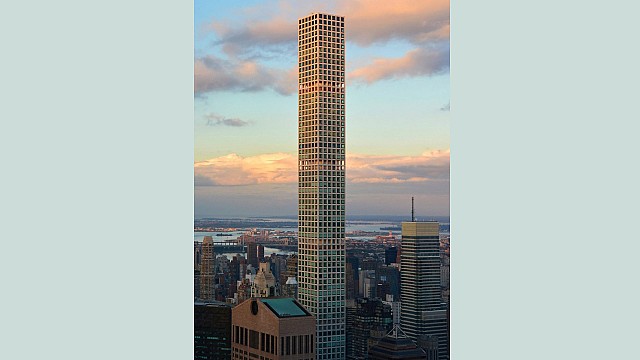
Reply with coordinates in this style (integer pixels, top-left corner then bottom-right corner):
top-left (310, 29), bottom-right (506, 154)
top-left (194, 215), bottom-right (450, 223)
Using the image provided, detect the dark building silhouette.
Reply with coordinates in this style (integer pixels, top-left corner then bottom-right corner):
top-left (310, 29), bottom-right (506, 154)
top-left (194, 241), bottom-right (202, 269)
top-left (194, 301), bottom-right (232, 360)
top-left (215, 273), bottom-right (228, 302)
top-left (378, 265), bottom-right (400, 300)
top-left (385, 246), bottom-right (398, 265)
top-left (345, 300), bottom-right (357, 359)
top-left (417, 335), bottom-right (439, 360)
top-left (257, 244), bottom-right (265, 262)
top-left (247, 241), bottom-right (258, 269)
top-left (368, 325), bottom-right (427, 360)
top-left (229, 256), bottom-right (241, 283)
top-left (376, 281), bottom-right (391, 300)
top-left (273, 254), bottom-right (288, 279)
top-left (361, 257), bottom-right (380, 272)
top-left (194, 269), bottom-right (201, 300)
top-left (347, 254), bottom-right (360, 280)
top-left (346, 298), bottom-right (393, 359)
top-left (346, 261), bottom-right (356, 300)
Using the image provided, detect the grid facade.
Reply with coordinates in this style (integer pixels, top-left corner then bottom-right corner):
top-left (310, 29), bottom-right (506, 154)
top-left (400, 222), bottom-right (448, 360)
top-left (297, 12), bottom-right (346, 360)
top-left (199, 236), bottom-right (215, 301)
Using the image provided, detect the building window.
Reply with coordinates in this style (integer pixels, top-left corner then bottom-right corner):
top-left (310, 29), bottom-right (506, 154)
top-left (292, 335), bottom-right (297, 355)
top-left (249, 330), bottom-right (259, 349)
top-left (286, 336), bottom-right (291, 355)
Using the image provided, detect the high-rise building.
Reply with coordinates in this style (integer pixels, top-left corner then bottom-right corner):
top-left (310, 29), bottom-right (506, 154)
top-left (282, 276), bottom-right (299, 299)
top-left (247, 241), bottom-right (259, 269)
top-left (359, 269), bottom-right (376, 299)
top-left (195, 300), bottom-right (232, 360)
top-left (200, 236), bottom-right (216, 301)
top-left (258, 244), bottom-right (265, 262)
top-left (297, 12), bottom-right (346, 359)
top-left (345, 261), bottom-right (356, 300)
top-left (385, 246), bottom-right (398, 265)
top-left (194, 240), bottom-right (202, 269)
top-left (281, 254), bottom-right (298, 287)
top-left (346, 298), bottom-right (393, 359)
top-left (400, 222), bottom-right (448, 360)
top-left (378, 265), bottom-right (401, 300)
top-left (194, 269), bottom-right (201, 300)
top-left (231, 298), bottom-right (316, 359)
top-left (382, 294), bottom-right (402, 325)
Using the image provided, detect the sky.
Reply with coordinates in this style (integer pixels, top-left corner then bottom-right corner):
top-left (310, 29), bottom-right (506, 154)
top-left (194, 0), bottom-right (450, 218)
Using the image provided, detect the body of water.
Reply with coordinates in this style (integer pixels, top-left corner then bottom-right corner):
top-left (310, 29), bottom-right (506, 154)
top-left (194, 220), bottom-right (449, 257)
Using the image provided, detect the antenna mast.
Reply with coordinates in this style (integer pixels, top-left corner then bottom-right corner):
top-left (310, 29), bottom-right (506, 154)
top-left (411, 196), bottom-right (415, 222)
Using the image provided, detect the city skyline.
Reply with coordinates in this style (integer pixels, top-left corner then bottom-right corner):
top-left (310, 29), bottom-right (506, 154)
top-left (194, 0), bottom-right (450, 218)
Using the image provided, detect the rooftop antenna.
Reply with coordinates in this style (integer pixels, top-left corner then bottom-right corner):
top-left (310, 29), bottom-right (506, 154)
top-left (411, 196), bottom-right (415, 222)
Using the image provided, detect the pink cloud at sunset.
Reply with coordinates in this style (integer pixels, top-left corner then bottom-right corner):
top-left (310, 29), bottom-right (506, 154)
top-left (194, 150), bottom-right (449, 186)
top-left (195, 0), bottom-right (450, 95)
top-left (348, 47), bottom-right (449, 84)
top-left (342, 0), bottom-right (450, 45)
top-left (194, 152), bottom-right (297, 186)
top-left (208, 0), bottom-right (449, 50)
top-left (348, 150), bottom-right (450, 183)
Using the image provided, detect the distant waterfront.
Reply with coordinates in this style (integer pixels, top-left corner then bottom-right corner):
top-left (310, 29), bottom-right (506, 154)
top-left (194, 217), bottom-right (449, 258)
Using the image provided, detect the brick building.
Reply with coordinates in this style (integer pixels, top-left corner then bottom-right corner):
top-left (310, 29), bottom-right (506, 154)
top-left (232, 298), bottom-right (316, 360)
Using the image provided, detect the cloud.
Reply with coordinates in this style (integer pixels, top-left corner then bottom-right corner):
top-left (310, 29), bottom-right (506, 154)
top-left (194, 174), bottom-right (219, 186)
top-left (349, 46), bottom-right (449, 84)
top-left (196, 0), bottom-right (450, 93)
top-left (194, 153), bottom-right (297, 186)
top-left (205, 113), bottom-right (250, 127)
top-left (194, 150), bottom-right (449, 186)
top-left (194, 55), bottom-right (296, 96)
top-left (343, 0), bottom-right (450, 46)
top-left (207, 0), bottom-right (449, 53)
top-left (348, 150), bottom-right (450, 184)
top-left (210, 18), bottom-right (297, 57)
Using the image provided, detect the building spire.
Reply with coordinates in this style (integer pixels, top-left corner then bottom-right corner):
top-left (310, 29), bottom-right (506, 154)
top-left (411, 196), bottom-right (415, 222)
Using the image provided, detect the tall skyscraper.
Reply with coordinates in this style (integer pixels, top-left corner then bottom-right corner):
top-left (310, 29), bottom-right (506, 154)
top-left (297, 13), bottom-right (346, 359)
top-left (247, 241), bottom-right (259, 269)
top-left (199, 236), bottom-right (215, 301)
top-left (400, 222), bottom-right (448, 359)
